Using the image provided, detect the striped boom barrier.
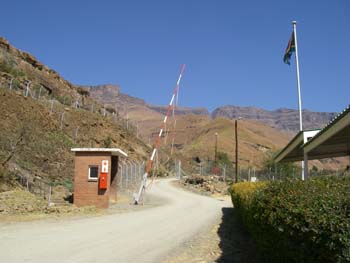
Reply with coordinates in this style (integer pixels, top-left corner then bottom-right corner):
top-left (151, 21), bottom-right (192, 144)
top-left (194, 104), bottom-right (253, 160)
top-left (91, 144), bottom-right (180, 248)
top-left (133, 64), bottom-right (186, 204)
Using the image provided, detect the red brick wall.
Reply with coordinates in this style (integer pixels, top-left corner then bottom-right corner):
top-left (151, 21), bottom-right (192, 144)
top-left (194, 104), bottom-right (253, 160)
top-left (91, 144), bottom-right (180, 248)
top-left (73, 152), bottom-right (111, 209)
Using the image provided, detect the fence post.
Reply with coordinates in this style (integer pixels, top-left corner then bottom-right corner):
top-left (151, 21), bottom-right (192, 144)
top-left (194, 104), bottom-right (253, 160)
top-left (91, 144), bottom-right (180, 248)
top-left (48, 185), bottom-right (52, 205)
top-left (38, 86), bottom-right (42, 99)
top-left (134, 163), bottom-right (137, 183)
top-left (25, 81), bottom-right (30, 97)
top-left (9, 78), bottom-right (13, 90)
top-left (60, 112), bottom-right (65, 129)
top-left (120, 164), bottom-right (123, 190)
top-left (130, 162), bottom-right (133, 186)
top-left (50, 100), bottom-right (54, 114)
top-left (176, 160), bottom-right (180, 178)
top-left (125, 163), bottom-right (129, 188)
top-left (74, 127), bottom-right (79, 142)
top-left (139, 162), bottom-right (142, 180)
top-left (223, 165), bottom-right (226, 182)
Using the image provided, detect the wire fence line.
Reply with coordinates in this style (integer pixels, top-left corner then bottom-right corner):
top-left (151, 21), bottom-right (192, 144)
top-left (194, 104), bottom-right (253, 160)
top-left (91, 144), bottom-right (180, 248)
top-left (13, 161), bottom-right (145, 204)
top-left (0, 77), bottom-right (139, 140)
top-left (17, 173), bottom-right (52, 205)
top-left (117, 161), bottom-right (145, 194)
top-left (189, 159), bottom-right (347, 183)
top-left (0, 77), bottom-right (146, 202)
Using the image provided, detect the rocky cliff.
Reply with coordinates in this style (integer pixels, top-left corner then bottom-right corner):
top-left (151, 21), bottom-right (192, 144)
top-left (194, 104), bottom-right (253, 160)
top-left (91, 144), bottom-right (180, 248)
top-left (0, 37), bottom-right (88, 103)
top-left (83, 84), bottom-right (209, 117)
top-left (149, 105), bottom-right (209, 116)
top-left (212, 105), bottom-right (337, 132)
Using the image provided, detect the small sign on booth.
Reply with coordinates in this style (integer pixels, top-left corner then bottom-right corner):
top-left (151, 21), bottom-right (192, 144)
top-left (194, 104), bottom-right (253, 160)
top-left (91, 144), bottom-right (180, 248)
top-left (99, 160), bottom-right (109, 190)
top-left (101, 160), bottom-right (109, 173)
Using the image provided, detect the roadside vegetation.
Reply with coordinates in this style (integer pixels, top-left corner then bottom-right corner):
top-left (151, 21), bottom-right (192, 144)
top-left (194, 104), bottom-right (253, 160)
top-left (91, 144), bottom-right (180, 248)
top-left (230, 177), bottom-right (350, 263)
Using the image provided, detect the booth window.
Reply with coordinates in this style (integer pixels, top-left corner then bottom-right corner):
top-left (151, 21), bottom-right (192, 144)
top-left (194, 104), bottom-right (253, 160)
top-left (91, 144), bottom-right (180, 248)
top-left (88, 166), bottom-right (99, 180)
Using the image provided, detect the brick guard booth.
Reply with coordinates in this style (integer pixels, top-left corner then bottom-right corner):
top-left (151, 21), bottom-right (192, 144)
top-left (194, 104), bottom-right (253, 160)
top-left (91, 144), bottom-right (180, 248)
top-left (71, 148), bottom-right (128, 208)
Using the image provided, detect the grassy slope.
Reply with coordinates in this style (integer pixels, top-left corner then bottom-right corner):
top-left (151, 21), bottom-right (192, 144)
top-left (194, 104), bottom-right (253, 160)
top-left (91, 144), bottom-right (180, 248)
top-left (0, 37), bottom-right (149, 190)
top-left (139, 114), bottom-right (346, 172)
top-left (181, 117), bottom-right (291, 169)
top-left (0, 89), bottom-right (149, 188)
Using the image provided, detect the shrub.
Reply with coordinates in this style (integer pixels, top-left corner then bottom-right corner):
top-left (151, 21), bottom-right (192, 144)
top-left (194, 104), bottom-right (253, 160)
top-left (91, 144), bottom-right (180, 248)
top-left (102, 136), bottom-right (112, 148)
top-left (230, 177), bottom-right (350, 263)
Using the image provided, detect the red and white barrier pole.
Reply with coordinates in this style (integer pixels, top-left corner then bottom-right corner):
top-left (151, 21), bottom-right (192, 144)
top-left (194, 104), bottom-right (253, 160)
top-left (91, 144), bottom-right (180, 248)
top-left (133, 64), bottom-right (186, 204)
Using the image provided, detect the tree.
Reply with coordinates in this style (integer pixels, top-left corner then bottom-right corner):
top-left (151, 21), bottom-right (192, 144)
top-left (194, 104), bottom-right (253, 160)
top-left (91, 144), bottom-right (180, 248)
top-left (263, 151), bottom-right (300, 179)
top-left (217, 152), bottom-right (231, 167)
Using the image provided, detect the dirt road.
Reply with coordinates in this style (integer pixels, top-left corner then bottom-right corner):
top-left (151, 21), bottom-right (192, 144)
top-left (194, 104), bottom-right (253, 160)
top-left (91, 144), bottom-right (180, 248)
top-left (0, 178), bottom-right (230, 263)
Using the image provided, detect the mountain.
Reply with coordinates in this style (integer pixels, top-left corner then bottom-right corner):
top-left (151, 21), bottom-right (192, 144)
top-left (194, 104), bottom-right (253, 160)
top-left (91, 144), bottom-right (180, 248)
top-left (148, 105), bottom-right (209, 116)
top-left (212, 105), bottom-right (337, 132)
top-left (0, 37), bottom-right (100, 109)
top-left (0, 35), bottom-right (343, 185)
top-left (82, 84), bottom-right (209, 117)
top-left (83, 84), bottom-right (337, 134)
top-left (0, 37), bottom-right (149, 191)
top-left (82, 85), bottom-right (346, 171)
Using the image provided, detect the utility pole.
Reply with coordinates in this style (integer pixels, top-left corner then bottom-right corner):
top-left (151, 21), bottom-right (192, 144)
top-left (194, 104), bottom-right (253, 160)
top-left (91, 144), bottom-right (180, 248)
top-left (136, 122), bottom-right (139, 138)
top-left (214, 132), bottom-right (218, 166)
top-left (235, 119), bottom-right (238, 183)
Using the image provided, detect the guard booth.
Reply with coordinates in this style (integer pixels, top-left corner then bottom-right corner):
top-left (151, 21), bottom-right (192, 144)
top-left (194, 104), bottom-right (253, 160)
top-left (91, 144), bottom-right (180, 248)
top-left (71, 148), bottom-right (128, 208)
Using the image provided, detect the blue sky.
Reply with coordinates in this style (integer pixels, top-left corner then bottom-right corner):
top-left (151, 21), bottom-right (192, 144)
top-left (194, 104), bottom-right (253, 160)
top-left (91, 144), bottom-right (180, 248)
top-left (0, 0), bottom-right (349, 113)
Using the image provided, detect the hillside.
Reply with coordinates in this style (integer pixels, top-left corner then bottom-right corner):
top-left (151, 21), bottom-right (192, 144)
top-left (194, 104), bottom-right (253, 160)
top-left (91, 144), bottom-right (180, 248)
top-left (84, 85), bottom-right (338, 136)
top-left (85, 85), bottom-right (346, 172)
top-left (0, 37), bottom-right (102, 111)
top-left (180, 117), bottom-right (290, 168)
top-left (155, 115), bottom-right (346, 173)
top-left (0, 35), bottom-right (345, 190)
top-left (212, 105), bottom-right (337, 132)
top-left (0, 38), bottom-right (150, 192)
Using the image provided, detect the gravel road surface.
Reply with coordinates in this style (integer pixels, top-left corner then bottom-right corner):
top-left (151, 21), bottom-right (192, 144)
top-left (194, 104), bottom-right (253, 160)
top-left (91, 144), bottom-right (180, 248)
top-left (0, 178), bottom-right (230, 263)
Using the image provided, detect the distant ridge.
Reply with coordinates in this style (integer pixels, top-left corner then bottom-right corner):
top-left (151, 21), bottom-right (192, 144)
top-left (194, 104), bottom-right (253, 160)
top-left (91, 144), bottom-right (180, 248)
top-left (82, 84), bottom-right (337, 134)
top-left (82, 84), bottom-right (209, 116)
top-left (212, 105), bottom-right (337, 132)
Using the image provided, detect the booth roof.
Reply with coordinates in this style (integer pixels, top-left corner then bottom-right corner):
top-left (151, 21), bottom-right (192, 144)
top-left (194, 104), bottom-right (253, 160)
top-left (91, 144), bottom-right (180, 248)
top-left (71, 148), bottom-right (128, 157)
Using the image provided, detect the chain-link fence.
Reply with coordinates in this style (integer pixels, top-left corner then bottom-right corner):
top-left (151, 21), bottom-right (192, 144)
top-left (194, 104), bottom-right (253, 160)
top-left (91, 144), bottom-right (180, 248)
top-left (13, 161), bottom-right (146, 204)
top-left (0, 78), bottom-right (139, 139)
top-left (189, 159), bottom-right (349, 183)
top-left (117, 161), bottom-right (145, 195)
top-left (17, 173), bottom-right (52, 204)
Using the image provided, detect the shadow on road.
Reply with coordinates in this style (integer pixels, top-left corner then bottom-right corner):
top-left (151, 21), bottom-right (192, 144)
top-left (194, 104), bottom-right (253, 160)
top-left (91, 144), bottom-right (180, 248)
top-left (217, 207), bottom-right (262, 263)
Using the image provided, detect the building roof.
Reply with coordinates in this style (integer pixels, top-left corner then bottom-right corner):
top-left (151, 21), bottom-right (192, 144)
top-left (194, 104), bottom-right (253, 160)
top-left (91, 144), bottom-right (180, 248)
top-left (303, 105), bottom-right (350, 159)
top-left (274, 129), bottom-right (320, 162)
top-left (274, 105), bottom-right (350, 163)
top-left (71, 148), bottom-right (128, 157)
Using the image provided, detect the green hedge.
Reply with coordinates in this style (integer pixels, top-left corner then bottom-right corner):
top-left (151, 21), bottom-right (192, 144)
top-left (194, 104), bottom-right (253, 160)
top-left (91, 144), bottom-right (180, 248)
top-left (230, 177), bottom-right (350, 263)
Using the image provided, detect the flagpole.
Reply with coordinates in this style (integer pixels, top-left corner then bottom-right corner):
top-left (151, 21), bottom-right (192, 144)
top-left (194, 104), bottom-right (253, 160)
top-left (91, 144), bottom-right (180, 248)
top-left (293, 21), bottom-right (303, 131)
top-left (292, 20), bottom-right (307, 180)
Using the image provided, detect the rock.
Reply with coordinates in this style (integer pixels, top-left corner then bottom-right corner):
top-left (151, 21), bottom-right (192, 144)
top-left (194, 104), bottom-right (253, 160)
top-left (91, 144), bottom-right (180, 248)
top-left (26, 205), bottom-right (34, 212)
top-left (212, 105), bottom-right (337, 132)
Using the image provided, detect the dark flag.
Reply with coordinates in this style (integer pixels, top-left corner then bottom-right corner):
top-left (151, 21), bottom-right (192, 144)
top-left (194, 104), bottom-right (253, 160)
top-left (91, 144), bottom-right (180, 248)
top-left (283, 32), bottom-right (296, 65)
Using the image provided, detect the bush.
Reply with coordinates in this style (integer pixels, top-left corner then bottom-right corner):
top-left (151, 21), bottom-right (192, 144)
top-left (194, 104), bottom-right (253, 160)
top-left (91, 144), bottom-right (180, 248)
top-left (230, 177), bottom-right (350, 263)
top-left (0, 166), bottom-right (20, 192)
top-left (102, 136), bottom-right (112, 148)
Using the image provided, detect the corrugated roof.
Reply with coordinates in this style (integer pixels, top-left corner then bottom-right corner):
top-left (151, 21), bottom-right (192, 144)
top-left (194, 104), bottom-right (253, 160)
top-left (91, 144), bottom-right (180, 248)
top-left (304, 105), bottom-right (350, 148)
